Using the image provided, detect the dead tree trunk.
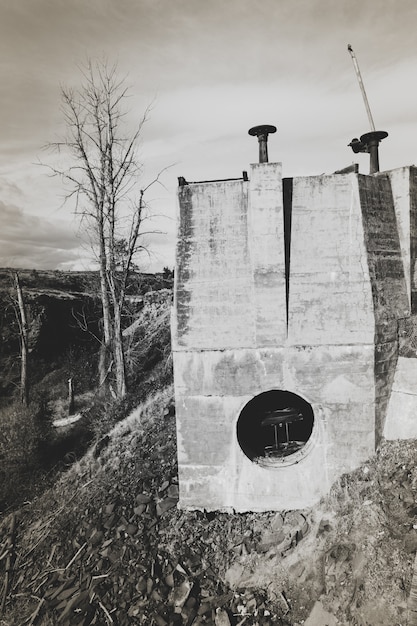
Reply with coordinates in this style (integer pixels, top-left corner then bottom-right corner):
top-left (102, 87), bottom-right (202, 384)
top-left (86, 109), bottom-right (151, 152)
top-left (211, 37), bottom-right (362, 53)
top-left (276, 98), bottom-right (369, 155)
top-left (15, 273), bottom-right (28, 406)
top-left (98, 225), bottom-right (112, 390)
top-left (113, 303), bottom-right (126, 398)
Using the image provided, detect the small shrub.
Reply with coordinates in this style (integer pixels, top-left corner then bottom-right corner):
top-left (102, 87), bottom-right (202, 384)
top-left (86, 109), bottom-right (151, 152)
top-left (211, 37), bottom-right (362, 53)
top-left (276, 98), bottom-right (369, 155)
top-left (0, 397), bottom-right (54, 511)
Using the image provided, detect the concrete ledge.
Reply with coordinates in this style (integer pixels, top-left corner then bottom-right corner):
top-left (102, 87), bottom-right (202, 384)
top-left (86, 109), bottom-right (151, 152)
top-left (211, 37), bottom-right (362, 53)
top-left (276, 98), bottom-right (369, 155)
top-left (384, 356), bottom-right (417, 439)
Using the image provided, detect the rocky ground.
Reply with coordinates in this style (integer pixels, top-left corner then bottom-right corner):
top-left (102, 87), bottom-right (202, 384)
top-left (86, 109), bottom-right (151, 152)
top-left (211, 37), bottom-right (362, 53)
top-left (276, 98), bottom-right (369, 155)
top-left (1, 270), bottom-right (417, 625)
top-left (2, 382), bottom-right (417, 625)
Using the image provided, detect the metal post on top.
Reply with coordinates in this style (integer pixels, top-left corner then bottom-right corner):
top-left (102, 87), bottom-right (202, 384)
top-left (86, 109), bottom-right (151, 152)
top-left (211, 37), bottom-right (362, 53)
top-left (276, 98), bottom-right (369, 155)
top-left (347, 44), bottom-right (388, 174)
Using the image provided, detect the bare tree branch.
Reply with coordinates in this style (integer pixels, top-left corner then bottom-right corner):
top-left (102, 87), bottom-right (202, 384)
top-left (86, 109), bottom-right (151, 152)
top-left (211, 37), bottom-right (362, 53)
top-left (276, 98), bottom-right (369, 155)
top-left (41, 58), bottom-right (167, 399)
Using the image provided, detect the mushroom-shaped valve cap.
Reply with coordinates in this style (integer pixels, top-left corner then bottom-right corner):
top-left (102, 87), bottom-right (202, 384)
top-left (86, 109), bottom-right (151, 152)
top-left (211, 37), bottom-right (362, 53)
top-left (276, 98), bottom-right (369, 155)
top-left (248, 124), bottom-right (277, 137)
top-left (248, 125), bottom-right (277, 163)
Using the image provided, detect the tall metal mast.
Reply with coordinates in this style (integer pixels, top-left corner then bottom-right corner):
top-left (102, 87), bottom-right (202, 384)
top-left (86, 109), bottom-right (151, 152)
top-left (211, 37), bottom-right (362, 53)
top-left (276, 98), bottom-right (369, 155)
top-left (347, 44), bottom-right (376, 132)
top-left (347, 44), bottom-right (388, 174)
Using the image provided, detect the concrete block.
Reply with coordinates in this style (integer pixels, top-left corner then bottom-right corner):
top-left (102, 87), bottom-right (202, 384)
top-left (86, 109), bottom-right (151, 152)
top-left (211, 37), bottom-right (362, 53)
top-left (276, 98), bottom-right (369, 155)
top-left (359, 174), bottom-right (410, 324)
top-left (175, 394), bottom-right (251, 466)
top-left (178, 419), bottom-right (330, 512)
top-left (288, 174), bottom-right (375, 346)
top-left (172, 348), bottom-right (285, 397)
top-left (249, 162), bottom-right (287, 345)
top-left (283, 344), bottom-right (375, 405)
top-left (175, 180), bottom-right (254, 350)
top-left (385, 356), bottom-right (417, 439)
top-left (173, 163), bottom-right (416, 512)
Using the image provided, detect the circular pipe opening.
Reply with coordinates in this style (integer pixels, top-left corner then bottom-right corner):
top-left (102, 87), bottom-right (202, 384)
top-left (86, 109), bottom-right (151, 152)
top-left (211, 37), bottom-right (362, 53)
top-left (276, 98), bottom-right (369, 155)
top-left (237, 390), bottom-right (314, 464)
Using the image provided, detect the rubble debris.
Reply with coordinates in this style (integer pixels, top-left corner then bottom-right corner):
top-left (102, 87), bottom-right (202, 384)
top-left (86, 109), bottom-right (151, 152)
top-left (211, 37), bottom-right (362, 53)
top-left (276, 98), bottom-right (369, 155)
top-left (304, 600), bottom-right (337, 626)
top-left (2, 389), bottom-right (417, 625)
top-left (214, 607), bottom-right (231, 626)
top-left (93, 435), bottom-right (110, 459)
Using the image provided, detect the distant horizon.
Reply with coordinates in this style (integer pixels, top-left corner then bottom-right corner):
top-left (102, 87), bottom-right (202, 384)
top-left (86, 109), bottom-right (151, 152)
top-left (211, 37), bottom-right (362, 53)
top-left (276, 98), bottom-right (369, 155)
top-left (0, 266), bottom-right (174, 275)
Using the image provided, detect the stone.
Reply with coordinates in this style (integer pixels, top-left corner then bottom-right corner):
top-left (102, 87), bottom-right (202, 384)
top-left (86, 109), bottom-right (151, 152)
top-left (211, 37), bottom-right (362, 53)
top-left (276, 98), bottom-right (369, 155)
top-left (136, 494), bottom-right (152, 505)
top-left (270, 513), bottom-right (284, 531)
top-left (304, 600), bottom-right (337, 626)
top-left (256, 530), bottom-right (286, 553)
top-left (156, 497), bottom-right (178, 516)
top-left (159, 480), bottom-right (170, 493)
top-left (214, 608), bottom-right (231, 626)
top-left (170, 580), bottom-right (193, 612)
top-left (126, 523), bottom-right (138, 536)
top-left (167, 484), bottom-right (180, 499)
top-left (404, 531), bottom-right (417, 553)
top-left (318, 519), bottom-right (332, 535)
top-left (224, 562), bottom-right (245, 589)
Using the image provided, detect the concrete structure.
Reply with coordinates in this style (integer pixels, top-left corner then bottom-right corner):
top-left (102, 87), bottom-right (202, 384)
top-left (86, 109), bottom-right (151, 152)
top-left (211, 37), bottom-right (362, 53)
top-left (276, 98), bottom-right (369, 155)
top-left (172, 162), bottom-right (417, 512)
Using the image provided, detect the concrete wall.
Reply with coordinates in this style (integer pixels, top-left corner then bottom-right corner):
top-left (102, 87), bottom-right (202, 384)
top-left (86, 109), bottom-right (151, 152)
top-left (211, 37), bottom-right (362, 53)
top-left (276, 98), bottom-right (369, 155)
top-left (383, 167), bottom-right (417, 441)
top-left (358, 173), bottom-right (409, 443)
top-left (175, 179), bottom-right (253, 350)
top-left (173, 163), bottom-right (413, 512)
top-left (385, 356), bottom-right (417, 439)
top-left (387, 166), bottom-right (417, 313)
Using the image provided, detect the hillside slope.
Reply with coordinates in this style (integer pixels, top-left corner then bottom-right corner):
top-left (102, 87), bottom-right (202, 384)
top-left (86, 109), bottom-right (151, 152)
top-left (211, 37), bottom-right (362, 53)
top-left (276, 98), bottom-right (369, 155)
top-left (1, 382), bottom-right (417, 625)
top-left (0, 268), bottom-right (173, 399)
top-left (1, 270), bottom-right (416, 625)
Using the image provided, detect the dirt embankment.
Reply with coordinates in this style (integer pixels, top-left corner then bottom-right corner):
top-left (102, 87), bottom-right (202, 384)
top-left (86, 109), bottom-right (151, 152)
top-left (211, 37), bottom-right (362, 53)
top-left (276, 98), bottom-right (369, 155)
top-left (1, 382), bottom-right (417, 626)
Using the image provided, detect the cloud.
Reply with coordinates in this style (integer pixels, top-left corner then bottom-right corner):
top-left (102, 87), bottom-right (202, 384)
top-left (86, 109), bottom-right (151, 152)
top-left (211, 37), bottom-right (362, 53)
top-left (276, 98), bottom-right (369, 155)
top-left (0, 201), bottom-right (82, 270)
top-left (1, 0), bottom-right (416, 274)
top-left (0, 197), bottom-right (175, 272)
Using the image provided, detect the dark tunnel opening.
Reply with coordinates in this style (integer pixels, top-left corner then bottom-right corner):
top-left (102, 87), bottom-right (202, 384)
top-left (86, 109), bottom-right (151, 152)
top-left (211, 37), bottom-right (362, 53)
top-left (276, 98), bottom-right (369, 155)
top-left (237, 390), bottom-right (314, 463)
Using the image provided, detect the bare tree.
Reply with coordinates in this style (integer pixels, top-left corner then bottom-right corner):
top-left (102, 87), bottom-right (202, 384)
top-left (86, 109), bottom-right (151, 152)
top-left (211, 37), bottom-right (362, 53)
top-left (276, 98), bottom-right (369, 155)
top-left (13, 272), bottom-right (29, 405)
top-left (47, 59), bottom-right (160, 398)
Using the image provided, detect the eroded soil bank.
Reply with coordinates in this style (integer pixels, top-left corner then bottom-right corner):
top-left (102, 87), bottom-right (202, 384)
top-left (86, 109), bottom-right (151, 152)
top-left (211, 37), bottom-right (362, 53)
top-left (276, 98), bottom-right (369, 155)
top-left (1, 385), bottom-right (417, 625)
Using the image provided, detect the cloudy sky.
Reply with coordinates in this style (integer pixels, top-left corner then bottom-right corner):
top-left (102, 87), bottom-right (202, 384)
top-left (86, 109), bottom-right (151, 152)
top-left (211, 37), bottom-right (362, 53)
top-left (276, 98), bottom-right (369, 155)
top-left (1, 0), bottom-right (417, 271)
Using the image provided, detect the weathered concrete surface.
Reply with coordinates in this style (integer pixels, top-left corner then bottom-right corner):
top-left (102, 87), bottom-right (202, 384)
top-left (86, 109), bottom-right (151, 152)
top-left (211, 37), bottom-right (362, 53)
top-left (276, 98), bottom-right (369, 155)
top-left (358, 172), bottom-right (410, 442)
top-left (173, 162), bottom-right (415, 512)
top-left (176, 389), bottom-right (327, 511)
top-left (358, 173), bottom-right (410, 334)
top-left (175, 180), bottom-right (254, 350)
top-left (387, 166), bottom-right (417, 312)
top-left (174, 344), bottom-right (376, 511)
top-left (385, 356), bottom-right (417, 439)
top-left (289, 172), bottom-right (407, 446)
top-left (388, 167), bottom-right (413, 308)
top-left (288, 174), bottom-right (375, 346)
top-left (249, 163), bottom-right (287, 345)
top-left (174, 165), bottom-right (286, 352)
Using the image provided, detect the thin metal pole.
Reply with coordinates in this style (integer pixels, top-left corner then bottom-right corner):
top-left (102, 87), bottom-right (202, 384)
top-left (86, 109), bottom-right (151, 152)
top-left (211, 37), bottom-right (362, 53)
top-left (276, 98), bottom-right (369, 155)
top-left (347, 44), bottom-right (376, 132)
top-left (274, 425), bottom-right (279, 449)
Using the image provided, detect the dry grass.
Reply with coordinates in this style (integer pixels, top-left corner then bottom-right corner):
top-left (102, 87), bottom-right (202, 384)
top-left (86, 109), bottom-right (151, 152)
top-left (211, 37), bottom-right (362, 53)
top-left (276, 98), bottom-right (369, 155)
top-left (0, 385), bottom-right (175, 625)
top-left (0, 400), bottom-right (53, 512)
top-left (3, 386), bottom-right (417, 625)
top-left (4, 287), bottom-right (417, 624)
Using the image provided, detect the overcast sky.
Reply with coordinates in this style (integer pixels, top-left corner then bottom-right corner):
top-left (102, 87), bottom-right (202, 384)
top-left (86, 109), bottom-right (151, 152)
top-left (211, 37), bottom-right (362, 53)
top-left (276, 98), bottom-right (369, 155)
top-left (1, 0), bottom-right (417, 271)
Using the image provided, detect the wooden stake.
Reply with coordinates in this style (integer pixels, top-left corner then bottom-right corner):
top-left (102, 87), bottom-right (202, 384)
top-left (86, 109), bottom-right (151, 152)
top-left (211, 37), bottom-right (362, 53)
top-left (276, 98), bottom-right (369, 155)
top-left (68, 377), bottom-right (75, 415)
